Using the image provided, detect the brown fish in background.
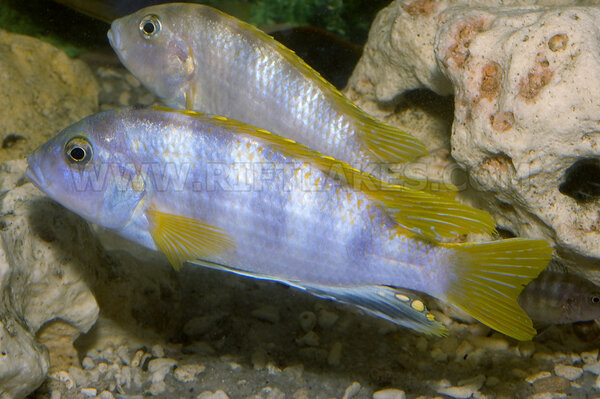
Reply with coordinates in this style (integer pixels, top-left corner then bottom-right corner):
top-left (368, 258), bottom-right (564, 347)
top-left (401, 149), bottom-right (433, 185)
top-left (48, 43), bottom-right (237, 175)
top-left (518, 270), bottom-right (600, 325)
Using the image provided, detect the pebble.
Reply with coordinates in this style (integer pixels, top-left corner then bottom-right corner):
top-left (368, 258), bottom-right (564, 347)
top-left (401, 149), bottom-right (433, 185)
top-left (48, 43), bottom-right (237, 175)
top-left (518, 341), bottom-right (536, 358)
top-left (553, 364), bottom-right (583, 381)
top-left (147, 358), bottom-right (177, 374)
top-left (581, 349), bottom-right (599, 364)
top-left (525, 371), bottom-right (552, 384)
top-left (138, 93), bottom-right (156, 105)
top-left (266, 362), bottom-right (282, 375)
top-left (328, 341), bottom-right (343, 366)
top-left (293, 388), bottom-right (311, 399)
top-left (436, 386), bottom-right (476, 399)
top-left (468, 336), bottom-right (509, 351)
top-left (173, 364), bottom-right (207, 383)
top-left (81, 356), bottom-right (95, 370)
top-left (256, 387), bottom-right (285, 399)
top-left (296, 331), bottom-right (320, 347)
top-left (342, 382), bottom-right (361, 399)
top-left (80, 387), bottom-right (97, 398)
top-left (533, 376), bottom-right (570, 393)
top-left (197, 390), bottom-right (230, 399)
top-left (584, 362), bottom-right (600, 375)
top-left (117, 346), bottom-right (131, 365)
top-left (594, 374), bottom-right (600, 389)
top-left (50, 391), bottom-right (61, 399)
top-left (317, 308), bottom-right (339, 329)
top-left (251, 305), bottom-right (280, 323)
top-left (283, 364), bottom-right (304, 381)
top-left (372, 388), bottom-right (406, 399)
top-left (131, 350), bottom-right (144, 368)
top-left (147, 381), bottom-right (166, 396)
top-left (151, 344), bottom-right (165, 358)
top-left (298, 311), bottom-right (317, 332)
top-left (118, 91), bottom-right (131, 106)
top-left (528, 394), bottom-right (567, 399)
top-left (98, 391), bottom-right (115, 399)
top-left (148, 358), bottom-right (177, 384)
top-left (52, 371), bottom-right (75, 390)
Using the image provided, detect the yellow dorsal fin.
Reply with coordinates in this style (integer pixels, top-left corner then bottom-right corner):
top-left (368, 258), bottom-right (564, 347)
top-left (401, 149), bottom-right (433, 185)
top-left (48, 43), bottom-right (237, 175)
top-left (443, 238), bottom-right (552, 340)
top-left (203, 6), bottom-right (427, 163)
top-left (153, 107), bottom-right (495, 239)
top-left (147, 208), bottom-right (235, 270)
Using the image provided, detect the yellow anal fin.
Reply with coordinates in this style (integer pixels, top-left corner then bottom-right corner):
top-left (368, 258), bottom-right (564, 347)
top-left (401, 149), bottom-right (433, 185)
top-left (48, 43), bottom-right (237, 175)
top-left (443, 238), bottom-right (553, 341)
top-left (358, 118), bottom-right (428, 163)
top-left (147, 209), bottom-right (235, 270)
top-left (380, 187), bottom-right (496, 240)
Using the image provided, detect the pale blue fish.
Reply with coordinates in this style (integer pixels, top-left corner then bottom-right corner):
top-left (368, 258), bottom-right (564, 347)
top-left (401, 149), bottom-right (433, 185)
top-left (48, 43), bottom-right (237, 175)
top-left (26, 107), bottom-right (552, 340)
top-left (107, 3), bottom-right (427, 179)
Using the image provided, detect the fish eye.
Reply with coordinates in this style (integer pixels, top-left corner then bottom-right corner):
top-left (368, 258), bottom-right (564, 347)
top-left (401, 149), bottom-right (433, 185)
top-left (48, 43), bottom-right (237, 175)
top-left (65, 137), bottom-right (92, 165)
top-left (139, 15), bottom-right (161, 39)
top-left (591, 295), bottom-right (600, 304)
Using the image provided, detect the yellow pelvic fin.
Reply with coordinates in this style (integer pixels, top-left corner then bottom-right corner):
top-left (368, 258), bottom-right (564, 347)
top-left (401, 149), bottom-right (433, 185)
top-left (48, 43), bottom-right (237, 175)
top-left (147, 209), bottom-right (236, 270)
top-left (443, 238), bottom-right (553, 341)
top-left (152, 107), bottom-right (495, 239)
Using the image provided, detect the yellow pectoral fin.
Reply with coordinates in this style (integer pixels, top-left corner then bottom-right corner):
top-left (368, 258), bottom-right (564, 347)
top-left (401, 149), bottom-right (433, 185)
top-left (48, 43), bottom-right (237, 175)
top-left (147, 209), bottom-right (236, 270)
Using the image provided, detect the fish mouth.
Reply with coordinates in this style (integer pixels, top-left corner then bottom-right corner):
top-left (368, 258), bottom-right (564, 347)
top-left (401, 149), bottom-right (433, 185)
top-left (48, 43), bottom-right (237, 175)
top-left (107, 28), bottom-right (122, 52)
top-left (26, 157), bottom-right (44, 190)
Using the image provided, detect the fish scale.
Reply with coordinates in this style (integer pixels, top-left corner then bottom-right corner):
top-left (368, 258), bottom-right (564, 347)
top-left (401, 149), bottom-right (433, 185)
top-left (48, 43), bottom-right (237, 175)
top-left (108, 3), bottom-right (427, 177)
top-left (27, 107), bottom-right (552, 340)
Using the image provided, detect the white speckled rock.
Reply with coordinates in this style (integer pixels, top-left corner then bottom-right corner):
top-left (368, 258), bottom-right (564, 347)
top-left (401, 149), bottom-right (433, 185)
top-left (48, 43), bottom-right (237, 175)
top-left (347, 0), bottom-right (600, 267)
top-left (0, 162), bottom-right (99, 398)
top-left (436, 4), bottom-right (600, 263)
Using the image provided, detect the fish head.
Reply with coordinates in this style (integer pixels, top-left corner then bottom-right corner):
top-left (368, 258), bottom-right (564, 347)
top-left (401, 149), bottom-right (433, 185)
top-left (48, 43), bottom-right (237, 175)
top-left (108, 5), bottom-right (195, 104)
top-left (575, 289), bottom-right (600, 322)
top-left (27, 111), bottom-right (146, 230)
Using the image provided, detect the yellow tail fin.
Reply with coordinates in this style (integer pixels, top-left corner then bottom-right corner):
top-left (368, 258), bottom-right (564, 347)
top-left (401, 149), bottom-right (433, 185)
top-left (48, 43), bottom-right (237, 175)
top-left (443, 238), bottom-right (552, 340)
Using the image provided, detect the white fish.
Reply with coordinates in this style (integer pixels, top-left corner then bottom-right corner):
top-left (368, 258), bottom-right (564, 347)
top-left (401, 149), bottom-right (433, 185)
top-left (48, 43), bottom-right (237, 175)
top-left (27, 107), bottom-right (553, 340)
top-left (107, 3), bottom-right (429, 181)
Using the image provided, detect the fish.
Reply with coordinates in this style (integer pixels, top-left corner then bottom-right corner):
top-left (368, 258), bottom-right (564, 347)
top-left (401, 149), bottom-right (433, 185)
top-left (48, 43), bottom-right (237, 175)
top-left (26, 106), bottom-right (553, 340)
top-left (107, 3), bottom-right (428, 183)
top-left (518, 271), bottom-right (600, 325)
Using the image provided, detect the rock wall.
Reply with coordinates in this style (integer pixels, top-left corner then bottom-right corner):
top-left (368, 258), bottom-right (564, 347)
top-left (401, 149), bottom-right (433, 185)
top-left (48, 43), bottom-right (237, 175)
top-left (346, 0), bottom-right (600, 276)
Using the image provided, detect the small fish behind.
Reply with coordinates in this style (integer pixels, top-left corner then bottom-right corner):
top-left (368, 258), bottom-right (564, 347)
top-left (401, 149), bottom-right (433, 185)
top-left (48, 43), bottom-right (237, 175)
top-left (518, 270), bottom-right (600, 325)
top-left (27, 106), bottom-right (552, 340)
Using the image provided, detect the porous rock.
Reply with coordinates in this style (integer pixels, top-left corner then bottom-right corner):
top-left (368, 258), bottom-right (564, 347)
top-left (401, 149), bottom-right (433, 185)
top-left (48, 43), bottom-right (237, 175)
top-left (346, 0), bottom-right (600, 268)
top-left (0, 160), bottom-right (184, 397)
top-left (0, 29), bottom-right (99, 162)
top-left (0, 160), bottom-right (98, 397)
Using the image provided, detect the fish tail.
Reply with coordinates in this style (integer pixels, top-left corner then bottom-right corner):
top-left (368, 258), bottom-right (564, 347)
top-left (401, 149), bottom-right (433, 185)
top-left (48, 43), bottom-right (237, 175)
top-left (442, 238), bottom-right (552, 340)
